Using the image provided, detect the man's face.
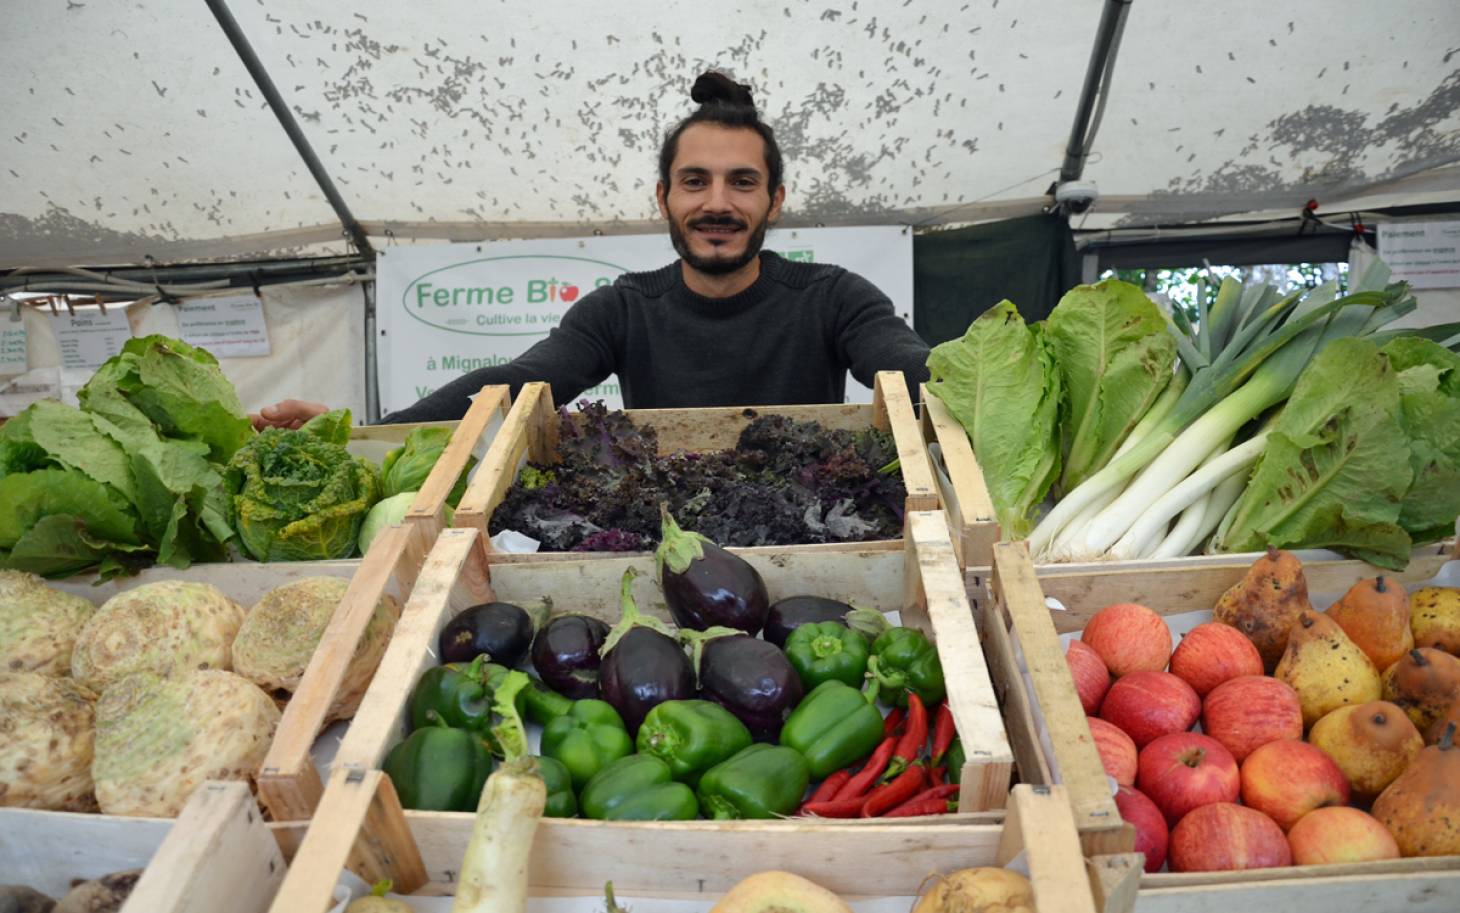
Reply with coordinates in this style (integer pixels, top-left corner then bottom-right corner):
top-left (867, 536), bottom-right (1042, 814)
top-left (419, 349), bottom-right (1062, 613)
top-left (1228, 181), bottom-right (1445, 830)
top-left (657, 124), bottom-right (785, 276)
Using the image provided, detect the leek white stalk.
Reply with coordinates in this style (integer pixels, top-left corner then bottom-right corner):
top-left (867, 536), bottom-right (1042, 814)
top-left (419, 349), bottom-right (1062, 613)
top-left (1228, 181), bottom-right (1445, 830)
top-left (1107, 432), bottom-right (1270, 560)
top-left (1189, 469), bottom-right (1249, 556)
top-left (1151, 491), bottom-right (1214, 559)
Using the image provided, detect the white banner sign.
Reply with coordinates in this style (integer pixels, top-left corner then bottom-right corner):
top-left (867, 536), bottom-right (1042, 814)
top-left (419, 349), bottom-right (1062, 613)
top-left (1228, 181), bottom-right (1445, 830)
top-left (177, 294), bottom-right (272, 357)
top-left (50, 307), bottom-right (132, 371)
top-left (0, 320), bottom-right (26, 375)
top-left (375, 226), bottom-right (914, 416)
top-left (1378, 220), bottom-right (1460, 289)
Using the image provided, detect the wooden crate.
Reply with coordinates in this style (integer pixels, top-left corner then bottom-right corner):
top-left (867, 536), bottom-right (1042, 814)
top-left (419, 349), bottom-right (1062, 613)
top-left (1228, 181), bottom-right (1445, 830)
top-left (0, 781), bottom-right (284, 913)
top-left (979, 539), bottom-right (1460, 912)
top-left (453, 372), bottom-right (940, 562)
top-left (263, 773), bottom-right (1102, 911)
top-left (921, 383), bottom-right (1460, 577)
top-left (333, 509), bottom-right (1015, 813)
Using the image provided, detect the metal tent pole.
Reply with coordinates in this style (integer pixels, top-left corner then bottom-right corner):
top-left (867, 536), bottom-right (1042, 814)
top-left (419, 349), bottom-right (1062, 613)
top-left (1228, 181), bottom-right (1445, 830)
top-left (1059, 0), bottom-right (1134, 183)
top-left (203, 0), bottom-right (373, 257)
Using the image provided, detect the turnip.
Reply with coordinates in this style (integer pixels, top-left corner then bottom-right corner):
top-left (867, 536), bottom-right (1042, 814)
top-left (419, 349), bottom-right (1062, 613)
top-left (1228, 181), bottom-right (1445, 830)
top-left (911, 867), bottom-right (1035, 913)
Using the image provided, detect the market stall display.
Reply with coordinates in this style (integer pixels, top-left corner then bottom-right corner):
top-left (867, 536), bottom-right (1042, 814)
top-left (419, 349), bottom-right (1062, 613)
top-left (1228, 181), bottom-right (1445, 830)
top-left (981, 539), bottom-right (1460, 910)
top-left (0, 780), bottom-right (283, 913)
top-left (452, 372), bottom-right (939, 560)
top-left (924, 268), bottom-right (1460, 570)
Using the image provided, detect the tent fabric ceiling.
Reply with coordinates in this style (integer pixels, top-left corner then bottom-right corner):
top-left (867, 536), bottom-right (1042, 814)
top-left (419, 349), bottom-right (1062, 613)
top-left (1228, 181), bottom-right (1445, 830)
top-left (2, 0), bottom-right (1457, 268)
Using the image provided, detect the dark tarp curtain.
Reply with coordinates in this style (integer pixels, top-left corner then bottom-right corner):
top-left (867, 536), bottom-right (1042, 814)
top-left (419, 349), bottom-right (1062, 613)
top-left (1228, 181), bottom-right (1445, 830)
top-left (913, 214), bottom-right (1081, 347)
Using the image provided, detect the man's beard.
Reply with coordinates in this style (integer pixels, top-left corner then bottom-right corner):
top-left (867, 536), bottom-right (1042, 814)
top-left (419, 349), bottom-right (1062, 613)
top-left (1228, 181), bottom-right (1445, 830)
top-left (668, 212), bottom-right (770, 276)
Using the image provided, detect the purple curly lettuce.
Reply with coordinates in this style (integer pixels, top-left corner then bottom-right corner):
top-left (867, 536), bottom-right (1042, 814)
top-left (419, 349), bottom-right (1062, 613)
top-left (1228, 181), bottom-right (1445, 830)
top-left (487, 404), bottom-right (906, 551)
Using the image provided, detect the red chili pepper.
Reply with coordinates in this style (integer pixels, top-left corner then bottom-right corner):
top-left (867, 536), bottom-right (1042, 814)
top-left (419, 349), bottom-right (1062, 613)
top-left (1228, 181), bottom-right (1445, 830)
top-left (861, 764), bottom-right (927, 817)
top-left (928, 766), bottom-right (946, 787)
top-left (800, 796), bottom-right (865, 818)
top-left (882, 706), bottom-right (906, 738)
top-left (804, 770), bottom-right (852, 807)
top-left (832, 736), bottom-right (897, 801)
top-left (882, 796), bottom-right (959, 818)
top-left (931, 701), bottom-right (957, 765)
top-left (883, 691), bottom-right (928, 782)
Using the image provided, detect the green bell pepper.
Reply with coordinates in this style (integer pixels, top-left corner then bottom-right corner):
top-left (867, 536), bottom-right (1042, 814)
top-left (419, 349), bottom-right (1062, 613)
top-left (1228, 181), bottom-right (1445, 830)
top-left (579, 754), bottom-right (699, 821)
top-left (636, 699), bottom-right (753, 785)
top-left (522, 677), bottom-right (574, 726)
top-left (697, 743), bottom-right (810, 820)
top-left (382, 715), bottom-right (494, 812)
top-left (407, 656), bottom-right (531, 758)
top-left (779, 680), bottom-right (884, 779)
top-left (534, 755), bottom-right (578, 818)
top-left (867, 627), bottom-right (946, 707)
top-left (541, 699), bottom-right (634, 789)
top-left (783, 621), bottom-right (869, 690)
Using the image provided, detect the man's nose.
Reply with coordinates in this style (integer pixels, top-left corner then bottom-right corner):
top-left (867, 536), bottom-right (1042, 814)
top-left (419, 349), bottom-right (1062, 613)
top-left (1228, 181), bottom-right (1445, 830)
top-left (703, 179), bottom-right (734, 212)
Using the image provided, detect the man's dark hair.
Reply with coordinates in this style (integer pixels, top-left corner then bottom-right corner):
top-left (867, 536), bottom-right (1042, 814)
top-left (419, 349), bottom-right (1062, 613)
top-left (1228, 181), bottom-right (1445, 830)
top-left (658, 71), bottom-right (783, 196)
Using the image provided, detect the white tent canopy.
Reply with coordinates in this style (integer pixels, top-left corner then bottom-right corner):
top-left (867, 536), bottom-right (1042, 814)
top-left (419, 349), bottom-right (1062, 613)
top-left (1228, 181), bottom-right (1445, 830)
top-left (3, 0), bottom-right (1458, 268)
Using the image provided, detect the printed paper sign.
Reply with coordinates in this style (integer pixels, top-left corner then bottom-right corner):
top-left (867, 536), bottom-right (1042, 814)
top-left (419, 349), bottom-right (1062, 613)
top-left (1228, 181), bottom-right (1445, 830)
top-left (51, 308), bottom-right (132, 371)
top-left (374, 227), bottom-right (914, 415)
top-left (177, 294), bottom-right (272, 357)
top-left (1378, 220), bottom-right (1460, 289)
top-left (0, 321), bottom-right (26, 375)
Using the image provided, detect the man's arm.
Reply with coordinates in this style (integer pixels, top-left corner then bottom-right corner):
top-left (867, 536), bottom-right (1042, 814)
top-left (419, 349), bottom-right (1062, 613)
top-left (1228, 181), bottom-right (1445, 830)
top-left (380, 292), bottom-right (619, 423)
top-left (831, 271), bottom-right (931, 402)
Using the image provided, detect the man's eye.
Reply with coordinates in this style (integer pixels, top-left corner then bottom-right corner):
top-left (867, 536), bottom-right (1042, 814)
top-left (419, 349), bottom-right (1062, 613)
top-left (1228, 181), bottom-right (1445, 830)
top-left (682, 177), bottom-right (705, 188)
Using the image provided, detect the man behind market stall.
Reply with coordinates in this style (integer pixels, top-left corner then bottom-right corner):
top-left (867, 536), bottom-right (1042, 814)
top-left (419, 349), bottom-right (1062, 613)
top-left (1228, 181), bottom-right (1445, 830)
top-left (254, 70), bottom-right (930, 429)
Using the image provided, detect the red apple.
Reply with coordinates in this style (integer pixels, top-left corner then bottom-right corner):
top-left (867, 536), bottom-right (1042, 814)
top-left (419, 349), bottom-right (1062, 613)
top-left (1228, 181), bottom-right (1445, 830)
top-left (1169, 803), bottom-right (1292, 872)
top-left (1137, 732), bottom-right (1240, 825)
top-left (1239, 739), bottom-right (1350, 832)
top-left (1202, 675), bottom-right (1303, 761)
top-left (1100, 671), bottom-right (1201, 748)
top-left (1082, 603), bottom-right (1173, 677)
top-left (1287, 806), bottom-right (1400, 865)
top-left (1087, 716), bottom-right (1138, 786)
top-left (1170, 622), bottom-right (1265, 696)
top-left (1114, 786), bottom-right (1169, 873)
top-left (559, 284), bottom-right (580, 302)
top-left (1066, 640), bottom-right (1112, 714)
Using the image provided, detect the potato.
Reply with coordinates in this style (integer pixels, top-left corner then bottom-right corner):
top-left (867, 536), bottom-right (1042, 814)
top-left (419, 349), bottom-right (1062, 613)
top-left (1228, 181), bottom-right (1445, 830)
top-left (53, 870), bottom-right (140, 913)
top-left (0, 672), bottom-right (96, 811)
top-left (92, 671), bottom-right (279, 817)
top-left (232, 577), bottom-right (398, 722)
top-left (0, 884), bottom-right (57, 913)
top-left (71, 581), bottom-right (244, 690)
top-left (0, 570), bottom-right (96, 675)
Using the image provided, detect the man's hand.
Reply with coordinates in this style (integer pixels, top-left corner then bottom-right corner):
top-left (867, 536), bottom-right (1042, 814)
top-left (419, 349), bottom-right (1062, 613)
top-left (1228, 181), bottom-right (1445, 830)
top-left (250, 399), bottom-right (329, 431)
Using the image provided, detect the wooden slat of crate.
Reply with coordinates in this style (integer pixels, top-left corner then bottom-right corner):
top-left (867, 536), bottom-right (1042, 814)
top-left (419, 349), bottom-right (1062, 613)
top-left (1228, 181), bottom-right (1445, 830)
top-left (991, 543), bottom-right (1460, 911)
top-left (453, 372), bottom-right (938, 558)
top-left (332, 513), bottom-right (1013, 811)
top-left (121, 781), bottom-right (285, 913)
top-left (257, 522), bottom-right (431, 822)
top-left (266, 775), bottom-right (1096, 911)
top-left (0, 783), bottom-right (280, 912)
top-left (920, 382), bottom-right (998, 567)
top-left (400, 384), bottom-right (510, 542)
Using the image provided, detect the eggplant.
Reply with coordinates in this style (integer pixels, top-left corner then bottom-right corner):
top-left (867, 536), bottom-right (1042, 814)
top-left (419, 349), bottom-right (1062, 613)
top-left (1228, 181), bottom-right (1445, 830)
top-left (655, 506), bottom-right (770, 635)
top-left (683, 627), bottom-right (803, 741)
top-left (530, 613), bottom-right (611, 699)
top-left (598, 567), bottom-right (695, 734)
top-left (762, 595), bottom-right (855, 648)
top-left (438, 600), bottom-right (546, 668)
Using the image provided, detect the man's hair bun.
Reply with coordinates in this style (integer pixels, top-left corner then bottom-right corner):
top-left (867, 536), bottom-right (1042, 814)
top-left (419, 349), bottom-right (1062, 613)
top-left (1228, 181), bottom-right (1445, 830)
top-left (690, 71), bottom-right (755, 110)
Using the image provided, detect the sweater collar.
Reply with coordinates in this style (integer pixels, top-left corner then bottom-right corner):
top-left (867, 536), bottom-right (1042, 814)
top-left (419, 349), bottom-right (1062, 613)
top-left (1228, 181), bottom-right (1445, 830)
top-left (670, 251), bottom-right (787, 310)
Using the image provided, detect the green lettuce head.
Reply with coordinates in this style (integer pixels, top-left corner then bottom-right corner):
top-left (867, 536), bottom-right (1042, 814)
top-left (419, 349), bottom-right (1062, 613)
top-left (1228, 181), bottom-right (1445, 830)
top-left (226, 410), bottom-right (380, 561)
top-left (380, 426), bottom-right (475, 507)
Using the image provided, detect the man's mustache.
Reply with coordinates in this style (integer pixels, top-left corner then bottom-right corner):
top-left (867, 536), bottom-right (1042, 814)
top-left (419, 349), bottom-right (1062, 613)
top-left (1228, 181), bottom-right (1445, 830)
top-left (689, 215), bottom-right (747, 230)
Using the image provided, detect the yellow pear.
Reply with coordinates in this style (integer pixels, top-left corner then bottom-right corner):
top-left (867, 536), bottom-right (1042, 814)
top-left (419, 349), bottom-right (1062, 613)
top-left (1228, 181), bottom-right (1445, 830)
top-left (1308, 701), bottom-right (1423, 801)
top-left (1410, 587), bottom-right (1460, 657)
top-left (1214, 547), bottom-right (1313, 671)
top-left (1276, 609), bottom-right (1382, 728)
